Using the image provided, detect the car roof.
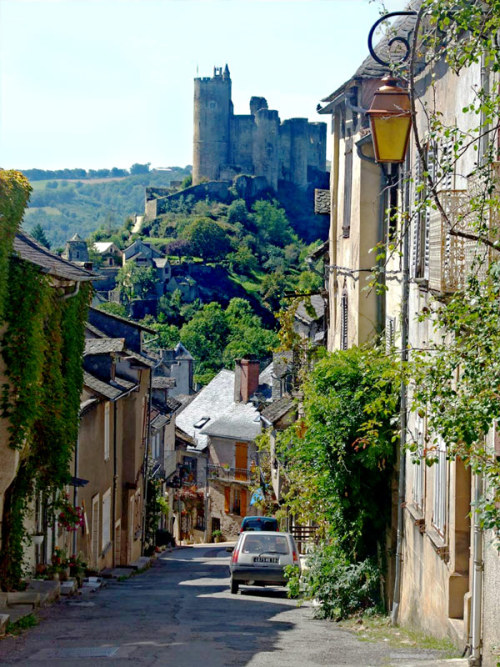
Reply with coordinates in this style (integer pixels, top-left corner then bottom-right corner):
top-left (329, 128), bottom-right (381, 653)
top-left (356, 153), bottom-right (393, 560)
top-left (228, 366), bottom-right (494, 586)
top-left (241, 531), bottom-right (290, 537)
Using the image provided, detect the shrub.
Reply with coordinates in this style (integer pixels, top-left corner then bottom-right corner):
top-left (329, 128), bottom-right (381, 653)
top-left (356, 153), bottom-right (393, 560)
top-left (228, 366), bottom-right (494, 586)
top-left (300, 543), bottom-right (381, 620)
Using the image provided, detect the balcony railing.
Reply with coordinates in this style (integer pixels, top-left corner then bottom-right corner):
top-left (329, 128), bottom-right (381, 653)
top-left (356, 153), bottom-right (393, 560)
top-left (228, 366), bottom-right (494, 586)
top-left (428, 190), bottom-right (492, 293)
top-left (207, 464), bottom-right (251, 482)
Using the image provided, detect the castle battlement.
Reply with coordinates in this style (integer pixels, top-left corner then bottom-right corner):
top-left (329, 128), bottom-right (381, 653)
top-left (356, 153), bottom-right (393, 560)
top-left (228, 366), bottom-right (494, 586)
top-left (193, 65), bottom-right (327, 191)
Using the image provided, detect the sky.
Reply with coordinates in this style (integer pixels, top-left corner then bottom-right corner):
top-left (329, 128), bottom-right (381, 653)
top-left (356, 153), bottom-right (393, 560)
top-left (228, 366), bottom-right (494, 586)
top-left (0, 0), bottom-right (406, 171)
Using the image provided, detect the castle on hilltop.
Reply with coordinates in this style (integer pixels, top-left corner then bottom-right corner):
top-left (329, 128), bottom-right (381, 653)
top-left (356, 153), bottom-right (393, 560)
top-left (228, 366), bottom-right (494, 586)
top-left (192, 65), bottom-right (327, 191)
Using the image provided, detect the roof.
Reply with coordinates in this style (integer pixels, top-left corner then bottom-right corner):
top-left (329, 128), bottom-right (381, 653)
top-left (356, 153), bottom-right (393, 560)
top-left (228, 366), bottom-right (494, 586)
top-left (84, 338), bottom-right (125, 355)
top-left (85, 321), bottom-right (156, 368)
top-left (70, 233), bottom-right (84, 242)
top-left (152, 376), bottom-right (176, 389)
top-left (153, 257), bottom-right (169, 268)
top-left (176, 368), bottom-right (260, 449)
top-left (166, 396), bottom-right (182, 412)
top-left (308, 240), bottom-right (329, 262)
top-left (175, 426), bottom-right (195, 447)
top-left (88, 306), bottom-right (157, 334)
top-left (295, 295), bottom-right (325, 324)
top-left (13, 232), bottom-right (94, 282)
top-left (201, 401), bottom-right (261, 441)
top-left (259, 363), bottom-right (274, 387)
top-left (175, 342), bottom-right (194, 361)
top-left (176, 369), bottom-right (236, 450)
top-left (151, 413), bottom-right (170, 430)
top-left (93, 242), bottom-right (121, 254)
top-left (260, 396), bottom-right (295, 425)
top-left (83, 371), bottom-right (137, 400)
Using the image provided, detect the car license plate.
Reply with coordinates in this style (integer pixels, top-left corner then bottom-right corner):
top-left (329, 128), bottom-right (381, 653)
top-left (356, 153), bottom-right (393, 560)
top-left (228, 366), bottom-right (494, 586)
top-left (253, 556), bottom-right (278, 564)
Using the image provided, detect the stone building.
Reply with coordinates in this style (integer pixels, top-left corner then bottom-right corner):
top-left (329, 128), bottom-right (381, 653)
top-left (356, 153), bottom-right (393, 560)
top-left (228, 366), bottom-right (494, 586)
top-left (192, 65), bottom-right (327, 192)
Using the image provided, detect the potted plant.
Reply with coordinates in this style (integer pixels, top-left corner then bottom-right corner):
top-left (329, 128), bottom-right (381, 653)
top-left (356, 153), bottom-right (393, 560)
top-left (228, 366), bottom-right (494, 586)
top-left (31, 532), bottom-right (44, 546)
top-left (212, 529), bottom-right (223, 543)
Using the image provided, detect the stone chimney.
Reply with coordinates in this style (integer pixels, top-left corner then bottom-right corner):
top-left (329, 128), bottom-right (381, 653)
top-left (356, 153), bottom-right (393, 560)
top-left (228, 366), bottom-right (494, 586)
top-left (234, 359), bottom-right (260, 403)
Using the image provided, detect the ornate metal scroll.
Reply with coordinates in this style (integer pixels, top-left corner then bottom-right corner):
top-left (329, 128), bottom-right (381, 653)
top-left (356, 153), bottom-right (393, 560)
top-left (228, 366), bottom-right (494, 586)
top-left (367, 11), bottom-right (418, 68)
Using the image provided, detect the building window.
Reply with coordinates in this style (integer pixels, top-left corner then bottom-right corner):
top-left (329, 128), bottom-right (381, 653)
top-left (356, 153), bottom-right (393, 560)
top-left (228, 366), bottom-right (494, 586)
top-left (104, 402), bottom-right (110, 461)
top-left (342, 137), bottom-right (353, 238)
top-left (152, 431), bottom-right (161, 460)
top-left (432, 436), bottom-right (447, 535)
top-left (340, 289), bottom-right (348, 350)
top-left (102, 489), bottom-right (111, 551)
top-left (412, 414), bottom-right (425, 511)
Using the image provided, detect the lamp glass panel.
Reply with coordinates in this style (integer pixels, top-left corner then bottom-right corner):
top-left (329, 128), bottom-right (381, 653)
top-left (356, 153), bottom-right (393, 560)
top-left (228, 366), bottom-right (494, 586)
top-left (370, 116), bottom-right (411, 163)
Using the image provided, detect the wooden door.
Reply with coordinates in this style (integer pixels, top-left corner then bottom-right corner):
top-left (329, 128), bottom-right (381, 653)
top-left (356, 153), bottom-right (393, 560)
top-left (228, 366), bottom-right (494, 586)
top-left (234, 442), bottom-right (248, 480)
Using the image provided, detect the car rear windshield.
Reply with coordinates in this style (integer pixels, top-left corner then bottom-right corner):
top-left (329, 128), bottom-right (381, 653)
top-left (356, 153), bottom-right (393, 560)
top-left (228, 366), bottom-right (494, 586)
top-left (242, 534), bottom-right (290, 554)
top-left (243, 518), bottom-right (277, 531)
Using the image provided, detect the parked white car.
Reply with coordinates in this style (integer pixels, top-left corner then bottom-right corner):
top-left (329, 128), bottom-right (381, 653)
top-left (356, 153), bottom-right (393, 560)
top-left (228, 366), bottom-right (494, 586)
top-left (228, 531), bottom-right (300, 594)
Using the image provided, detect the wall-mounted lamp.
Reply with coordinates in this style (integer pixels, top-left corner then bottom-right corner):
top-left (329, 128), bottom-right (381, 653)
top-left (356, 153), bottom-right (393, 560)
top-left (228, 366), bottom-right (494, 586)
top-left (366, 76), bottom-right (412, 163)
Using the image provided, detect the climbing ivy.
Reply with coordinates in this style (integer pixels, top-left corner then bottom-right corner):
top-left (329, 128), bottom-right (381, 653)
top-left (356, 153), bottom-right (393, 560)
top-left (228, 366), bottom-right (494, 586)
top-left (0, 171), bottom-right (31, 321)
top-left (0, 171), bottom-right (91, 589)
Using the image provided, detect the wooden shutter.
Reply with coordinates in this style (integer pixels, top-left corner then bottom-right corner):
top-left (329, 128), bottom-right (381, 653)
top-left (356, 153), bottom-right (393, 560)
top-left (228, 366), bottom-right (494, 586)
top-left (235, 442), bottom-right (248, 480)
top-left (224, 486), bottom-right (231, 514)
top-left (342, 136), bottom-right (353, 238)
top-left (240, 489), bottom-right (248, 518)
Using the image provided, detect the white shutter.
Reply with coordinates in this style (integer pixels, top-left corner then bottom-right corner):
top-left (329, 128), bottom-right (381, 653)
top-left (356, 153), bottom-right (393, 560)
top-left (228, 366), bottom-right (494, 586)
top-left (102, 489), bottom-right (111, 550)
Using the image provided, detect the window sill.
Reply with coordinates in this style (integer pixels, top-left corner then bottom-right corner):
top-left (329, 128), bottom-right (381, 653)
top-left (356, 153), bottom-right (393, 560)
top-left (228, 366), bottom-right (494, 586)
top-left (426, 525), bottom-right (449, 561)
top-left (406, 503), bottom-right (426, 534)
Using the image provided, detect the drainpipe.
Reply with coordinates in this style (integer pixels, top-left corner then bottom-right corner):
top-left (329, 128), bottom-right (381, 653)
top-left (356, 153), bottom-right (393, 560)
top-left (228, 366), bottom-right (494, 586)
top-left (112, 401), bottom-right (118, 567)
top-left (391, 152), bottom-right (410, 626)
top-left (469, 473), bottom-right (484, 666)
top-left (72, 435), bottom-right (79, 556)
top-left (469, 53), bottom-right (490, 666)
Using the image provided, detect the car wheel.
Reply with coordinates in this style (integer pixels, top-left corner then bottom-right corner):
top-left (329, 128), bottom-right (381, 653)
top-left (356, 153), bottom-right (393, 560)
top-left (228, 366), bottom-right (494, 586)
top-left (230, 577), bottom-right (239, 594)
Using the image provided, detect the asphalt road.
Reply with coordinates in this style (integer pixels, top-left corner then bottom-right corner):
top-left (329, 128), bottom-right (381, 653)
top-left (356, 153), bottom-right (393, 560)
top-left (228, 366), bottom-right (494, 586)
top-left (0, 545), bottom-right (464, 666)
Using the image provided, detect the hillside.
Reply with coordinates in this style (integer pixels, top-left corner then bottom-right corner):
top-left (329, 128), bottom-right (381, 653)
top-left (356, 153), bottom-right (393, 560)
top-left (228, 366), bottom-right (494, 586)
top-left (21, 167), bottom-right (191, 249)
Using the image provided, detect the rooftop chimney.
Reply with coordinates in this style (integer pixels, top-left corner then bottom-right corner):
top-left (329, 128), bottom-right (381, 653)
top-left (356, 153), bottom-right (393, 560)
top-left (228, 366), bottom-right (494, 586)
top-left (234, 359), bottom-right (260, 403)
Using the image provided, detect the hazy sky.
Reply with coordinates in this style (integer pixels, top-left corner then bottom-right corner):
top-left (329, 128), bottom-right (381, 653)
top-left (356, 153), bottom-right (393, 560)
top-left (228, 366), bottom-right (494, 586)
top-left (0, 0), bottom-right (406, 171)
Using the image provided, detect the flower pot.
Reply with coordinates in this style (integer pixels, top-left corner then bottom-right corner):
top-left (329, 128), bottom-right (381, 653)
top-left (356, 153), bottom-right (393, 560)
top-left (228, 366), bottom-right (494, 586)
top-left (32, 534), bottom-right (44, 546)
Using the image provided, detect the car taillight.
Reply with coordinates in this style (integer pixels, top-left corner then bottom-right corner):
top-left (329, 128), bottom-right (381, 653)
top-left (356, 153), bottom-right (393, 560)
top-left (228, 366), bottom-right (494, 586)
top-left (232, 549), bottom-right (239, 564)
top-left (292, 550), bottom-right (299, 564)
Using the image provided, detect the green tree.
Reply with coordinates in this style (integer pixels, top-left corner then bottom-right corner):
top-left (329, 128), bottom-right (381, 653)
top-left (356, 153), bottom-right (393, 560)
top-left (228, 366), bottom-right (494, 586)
top-left (30, 224), bottom-right (51, 249)
top-left (184, 218), bottom-right (232, 262)
top-left (180, 302), bottom-right (230, 383)
top-left (251, 200), bottom-right (296, 248)
top-left (117, 264), bottom-right (156, 302)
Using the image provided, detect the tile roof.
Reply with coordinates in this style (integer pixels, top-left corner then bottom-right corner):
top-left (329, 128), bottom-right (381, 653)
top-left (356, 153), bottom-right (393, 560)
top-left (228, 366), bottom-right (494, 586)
top-left (84, 338), bottom-right (125, 355)
top-left (295, 295), bottom-right (325, 324)
top-left (152, 376), bottom-right (176, 389)
top-left (83, 371), bottom-right (137, 400)
top-left (14, 232), bottom-right (94, 281)
top-left (260, 396), bottom-right (295, 425)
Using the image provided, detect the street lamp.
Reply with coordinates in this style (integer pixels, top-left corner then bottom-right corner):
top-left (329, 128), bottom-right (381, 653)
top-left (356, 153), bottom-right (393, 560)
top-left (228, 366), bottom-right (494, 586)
top-left (366, 76), bottom-right (412, 163)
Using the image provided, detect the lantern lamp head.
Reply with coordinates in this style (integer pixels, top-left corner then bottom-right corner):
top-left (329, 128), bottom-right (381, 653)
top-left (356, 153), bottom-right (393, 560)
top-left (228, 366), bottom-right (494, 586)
top-left (367, 76), bottom-right (412, 163)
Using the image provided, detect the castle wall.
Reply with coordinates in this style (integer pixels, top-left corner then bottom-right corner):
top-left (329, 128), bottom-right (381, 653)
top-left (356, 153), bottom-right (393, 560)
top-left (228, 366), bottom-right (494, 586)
top-left (230, 115), bottom-right (254, 174)
top-left (284, 118), bottom-right (309, 189)
top-left (253, 109), bottom-right (280, 191)
top-left (193, 72), bottom-right (232, 184)
top-left (308, 122), bottom-right (327, 172)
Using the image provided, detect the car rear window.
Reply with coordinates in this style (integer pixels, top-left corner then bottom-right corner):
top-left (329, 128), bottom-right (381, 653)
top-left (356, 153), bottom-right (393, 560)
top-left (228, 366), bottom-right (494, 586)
top-left (242, 518), bottom-right (278, 531)
top-left (241, 534), bottom-right (290, 554)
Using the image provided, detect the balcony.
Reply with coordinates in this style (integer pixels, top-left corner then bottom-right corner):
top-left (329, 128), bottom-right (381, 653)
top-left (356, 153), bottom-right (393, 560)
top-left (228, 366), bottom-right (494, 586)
top-left (207, 464), bottom-right (251, 483)
top-left (428, 190), bottom-right (492, 293)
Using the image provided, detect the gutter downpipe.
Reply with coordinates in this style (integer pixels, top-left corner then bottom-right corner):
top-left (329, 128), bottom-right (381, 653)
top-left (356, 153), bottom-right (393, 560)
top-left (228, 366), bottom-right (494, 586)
top-left (112, 400), bottom-right (118, 567)
top-left (72, 435), bottom-right (79, 556)
top-left (391, 151), bottom-right (410, 626)
top-left (469, 53), bottom-right (489, 666)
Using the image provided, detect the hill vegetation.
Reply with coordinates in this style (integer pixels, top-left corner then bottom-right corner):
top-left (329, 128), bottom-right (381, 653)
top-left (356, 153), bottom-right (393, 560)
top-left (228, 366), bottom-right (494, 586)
top-left (20, 165), bottom-right (191, 249)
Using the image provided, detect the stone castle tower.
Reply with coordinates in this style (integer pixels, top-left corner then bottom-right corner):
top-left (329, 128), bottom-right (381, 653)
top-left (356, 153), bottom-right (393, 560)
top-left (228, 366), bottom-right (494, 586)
top-left (192, 65), bottom-right (327, 191)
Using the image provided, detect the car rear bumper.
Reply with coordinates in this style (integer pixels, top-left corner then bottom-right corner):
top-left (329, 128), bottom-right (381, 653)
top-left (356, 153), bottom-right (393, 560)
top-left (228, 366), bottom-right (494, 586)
top-left (230, 565), bottom-right (287, 585)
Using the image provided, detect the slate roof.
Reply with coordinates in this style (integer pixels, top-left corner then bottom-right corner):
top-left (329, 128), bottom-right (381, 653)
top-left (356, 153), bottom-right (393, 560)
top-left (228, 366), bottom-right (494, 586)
top-left (13, 232), bottom-right (94, 282)
top-left (260, 396), bottom-right (295, 426)
top-left (175, 342), bottom-right (194, 361)
top-left (83, 371), bottom-right (137, 400)
top-left (85, 321), bottom-right (156, 368)
top-left (84, 338), bottom-right (125, 355)
top-left (93, 242), bottom-right (121, 255)
top-left (166, 396), bottom-right (182, 413)
top-left (201, 401), bottom-right (261, 441)
top-left (176, 368), bottom-right (260, 450)
top-left (152, 376), bottom-right (176, 389)
top-left (295, 295), bottom-right (325, 325)
top-left (151, 414), bottom-right (170, 430)
top-left (88, 306), bottom-right (157, 334)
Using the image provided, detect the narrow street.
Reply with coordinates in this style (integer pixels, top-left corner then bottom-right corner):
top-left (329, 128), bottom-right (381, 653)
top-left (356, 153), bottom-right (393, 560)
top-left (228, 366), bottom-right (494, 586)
top-left (0, 545), bottom-right (462, 667)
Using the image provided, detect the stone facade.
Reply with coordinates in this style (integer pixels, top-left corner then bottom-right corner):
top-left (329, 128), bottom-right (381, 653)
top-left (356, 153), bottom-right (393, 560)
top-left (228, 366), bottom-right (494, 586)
top-left (192, 65), bottom-right (327, 191)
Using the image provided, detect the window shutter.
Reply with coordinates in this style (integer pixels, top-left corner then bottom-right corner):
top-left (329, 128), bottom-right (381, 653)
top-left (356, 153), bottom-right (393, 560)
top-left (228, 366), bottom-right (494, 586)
top-left (240, 489), bottom-right (248, 518)
top-left (224, 486), bottom-right (231, 514)
top-left (235, 442), bottom-right (248, 480)
top-left (342, 137), bottom-right (353, 238)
